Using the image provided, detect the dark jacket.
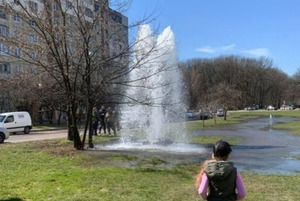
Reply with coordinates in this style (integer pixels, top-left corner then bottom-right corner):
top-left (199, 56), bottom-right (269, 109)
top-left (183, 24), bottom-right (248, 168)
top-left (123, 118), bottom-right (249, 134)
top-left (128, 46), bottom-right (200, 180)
top-left (98, 108), bottom-right (106, 121)
top-left (204, 161), bottom-right (237, 201)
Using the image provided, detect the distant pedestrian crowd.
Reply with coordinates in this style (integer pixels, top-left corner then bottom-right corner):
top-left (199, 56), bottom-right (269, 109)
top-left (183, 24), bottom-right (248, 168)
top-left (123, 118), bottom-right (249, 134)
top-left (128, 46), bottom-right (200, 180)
top-left (92, 105), bottom-right (117, 137)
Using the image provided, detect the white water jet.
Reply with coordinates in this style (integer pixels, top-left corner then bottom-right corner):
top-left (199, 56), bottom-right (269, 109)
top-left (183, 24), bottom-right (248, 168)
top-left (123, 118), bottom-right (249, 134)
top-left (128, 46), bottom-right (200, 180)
top-left (269, 114), bottom-right (273, 131)
top-left (120, 24), bottom-right (186, 146)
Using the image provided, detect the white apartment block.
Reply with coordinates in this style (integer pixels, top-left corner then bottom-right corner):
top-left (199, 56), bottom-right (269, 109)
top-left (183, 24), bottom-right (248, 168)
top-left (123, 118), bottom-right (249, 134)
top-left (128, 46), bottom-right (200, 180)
top-left (0, 0), bottom-right (128, 78)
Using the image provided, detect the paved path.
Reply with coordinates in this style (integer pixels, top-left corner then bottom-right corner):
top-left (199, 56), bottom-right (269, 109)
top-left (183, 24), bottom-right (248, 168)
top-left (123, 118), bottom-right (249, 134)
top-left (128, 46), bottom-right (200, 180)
top-left (5, 129), bottom-right (68, 143)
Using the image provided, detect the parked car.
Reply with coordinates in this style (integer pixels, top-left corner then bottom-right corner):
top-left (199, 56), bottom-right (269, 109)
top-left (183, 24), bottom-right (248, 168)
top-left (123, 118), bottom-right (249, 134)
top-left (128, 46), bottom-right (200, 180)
top-left (0, 111), bottom-right (32, 134)
top-left (244, 107), bottom-right (255, 111)
top-left (199, 109), bottom-right (213, 120)
top-left (280, 104), bottom-right (294, 110)
top-left (0, 127), bottom-right (9, 143)
top-left (217, 109), bottom-right (224, 117)
top-left (267, 105), bottom-right (275, 110)
top-left (185, 110), bottom-right (197, 120)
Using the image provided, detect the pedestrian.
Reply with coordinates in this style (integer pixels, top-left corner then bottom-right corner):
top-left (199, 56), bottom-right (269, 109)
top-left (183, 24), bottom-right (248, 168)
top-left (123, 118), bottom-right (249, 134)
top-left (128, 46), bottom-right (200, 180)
top-left (98, 105), bottom-right (106, 135)
top-left (92, 107), bottom-right (99, 136)
top-left (105, 107), bottom-right (117, 136)
top-left (195, 140), bottom-right (246, 201)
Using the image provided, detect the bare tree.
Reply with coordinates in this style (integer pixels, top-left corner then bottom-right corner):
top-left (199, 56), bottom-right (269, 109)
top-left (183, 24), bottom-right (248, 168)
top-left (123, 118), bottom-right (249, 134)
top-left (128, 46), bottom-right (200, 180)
top-left (1, 0), bottom-right (171, 149)
top-left (180, 55), bottom-right (291, 112)
top-left (289, 69), bottom-right (300, 107)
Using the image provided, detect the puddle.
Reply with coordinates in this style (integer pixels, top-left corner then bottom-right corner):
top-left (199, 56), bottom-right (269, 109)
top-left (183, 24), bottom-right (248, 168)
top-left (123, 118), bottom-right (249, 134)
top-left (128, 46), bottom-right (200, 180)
top-left (92, 116), bottom-right (300, 174)
top-left (215, 116), bottom-right (300, 174)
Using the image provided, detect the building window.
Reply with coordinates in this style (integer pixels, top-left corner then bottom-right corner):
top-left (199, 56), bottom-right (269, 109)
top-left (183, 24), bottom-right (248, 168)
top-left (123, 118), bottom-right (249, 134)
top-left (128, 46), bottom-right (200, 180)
top-left (15, 65), bottom-right (22, 74)
top-left (67, 45), bottom-right (74, 53)
top-left (29, 51), bottom-right (38, 59)
top-left (111, 13), bottom-right (122, 24)
top-left (85, 0), bottom-right (93, 4)
top-left (30, 67), bottom-right (38, 75)
top-left (29, 1), bottom-right (38, 12)
top-left (0, 25), bottom-right (9, 37)
top-left (14, 14), bottom-right (21, 22)
top-left (0, 8), bottom-right (6, 19)
top-left (85, 7), bottom-right (93, 18)
top-left (14, 0), bottom-right (20, 5)
top-left (0, 63), bottom-right (11, 74)
top-left (0, 43), bottom-right (9, 55)
top-left (66, 1), bottom-right (73, 9)
top-left (53, 3), bottom-right (59, 11)
top-left (29, 34), bottom-right (38, 43)
top-left (15, 48), bottom-right (21, 57)
top-left (94, 3), bottom-right (99, 12)
top-left (29, 20), bottom-right (36, 27)
top-left (67, 16), bottom-right (73, 24)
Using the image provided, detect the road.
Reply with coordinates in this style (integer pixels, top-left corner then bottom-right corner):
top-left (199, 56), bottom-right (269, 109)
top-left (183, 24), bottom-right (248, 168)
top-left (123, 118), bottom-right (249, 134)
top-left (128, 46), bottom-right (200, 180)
top-left (5, 129), bottom-right (68, 143)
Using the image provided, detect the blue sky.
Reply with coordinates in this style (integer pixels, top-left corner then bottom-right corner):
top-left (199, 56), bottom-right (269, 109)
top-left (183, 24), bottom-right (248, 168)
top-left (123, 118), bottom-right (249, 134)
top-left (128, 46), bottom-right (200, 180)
top-left (124, 0), bottom-right (300, 76)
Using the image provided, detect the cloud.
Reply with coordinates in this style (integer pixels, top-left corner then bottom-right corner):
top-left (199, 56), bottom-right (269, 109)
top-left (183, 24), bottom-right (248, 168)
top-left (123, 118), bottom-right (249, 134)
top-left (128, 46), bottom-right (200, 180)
top-left (242, 48), bottom-right (270, 57)
top-left (195, 45), bottom-right (271, 58)
top-left (195, 44), bottom-right (236, 54)
top-left (220, 44), bottom-right (236, 51)
top-left (195, 46), bottom-right (216, 53)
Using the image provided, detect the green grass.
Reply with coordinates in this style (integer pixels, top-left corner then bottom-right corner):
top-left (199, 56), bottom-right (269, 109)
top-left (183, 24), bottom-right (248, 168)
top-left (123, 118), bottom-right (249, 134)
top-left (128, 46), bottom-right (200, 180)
top-left (272, 120), bottom-right (300, 136)
top-left (0, 140), bottom-right (195, 201)
top-left (241, 173), bottom-right (300, 201)
top-left (1, 110), bottom-right (300, 200)
top-left (189, 135), bottom-right (244, 145)
top-left (294, 155), bottom-right (300, 160)
top-left (1, 140), bottom-right (300, 201)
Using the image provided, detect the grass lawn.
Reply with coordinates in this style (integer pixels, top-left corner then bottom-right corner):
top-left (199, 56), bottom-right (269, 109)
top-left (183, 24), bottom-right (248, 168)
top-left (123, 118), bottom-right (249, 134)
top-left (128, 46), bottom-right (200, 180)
top-left (1, 139), bottom-right (300, 201)
top-left (1, 110), bottom-right (300, 200)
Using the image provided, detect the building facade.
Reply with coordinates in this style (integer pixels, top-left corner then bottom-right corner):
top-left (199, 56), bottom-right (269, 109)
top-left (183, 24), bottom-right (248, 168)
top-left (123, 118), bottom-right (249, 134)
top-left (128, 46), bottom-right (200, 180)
top-left (0, 0), bottom-right (128, 118)
top-left (0, 0), bottom-right (128, 77)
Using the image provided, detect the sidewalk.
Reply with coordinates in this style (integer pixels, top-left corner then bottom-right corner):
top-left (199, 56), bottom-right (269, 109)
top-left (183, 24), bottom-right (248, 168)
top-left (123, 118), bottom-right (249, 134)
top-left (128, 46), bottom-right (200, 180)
top-left (6, 129), bottom-right (68, 143)
top-left (31, 125), bottom-right (68, 133)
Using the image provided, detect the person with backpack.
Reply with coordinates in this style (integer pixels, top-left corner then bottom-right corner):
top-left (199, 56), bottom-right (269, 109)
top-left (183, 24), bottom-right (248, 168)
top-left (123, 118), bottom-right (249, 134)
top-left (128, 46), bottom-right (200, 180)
top-left (195, 140), bottom-right (246, 201)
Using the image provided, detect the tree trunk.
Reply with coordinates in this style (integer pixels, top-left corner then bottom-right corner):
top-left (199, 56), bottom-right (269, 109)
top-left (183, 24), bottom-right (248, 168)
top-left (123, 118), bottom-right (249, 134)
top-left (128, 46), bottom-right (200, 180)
top-left (67, 104), bottom-right (83, 150)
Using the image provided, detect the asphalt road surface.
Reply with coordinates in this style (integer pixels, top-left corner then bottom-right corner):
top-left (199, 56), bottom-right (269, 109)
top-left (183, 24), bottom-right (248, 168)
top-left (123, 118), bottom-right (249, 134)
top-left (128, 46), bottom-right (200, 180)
top-left (5, 129), bottom-right (68, 143)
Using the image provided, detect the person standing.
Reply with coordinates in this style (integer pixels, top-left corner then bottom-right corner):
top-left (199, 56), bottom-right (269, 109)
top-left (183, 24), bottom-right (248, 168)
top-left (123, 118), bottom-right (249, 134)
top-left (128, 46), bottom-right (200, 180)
top-left (195, 140), bottom-right (246, 201)
top-left (92, 107), bottom-right (99, 136)
top-left (105, 107), bottom-right (117, 136)
top-left (98, 105), bottom-right (107, 135)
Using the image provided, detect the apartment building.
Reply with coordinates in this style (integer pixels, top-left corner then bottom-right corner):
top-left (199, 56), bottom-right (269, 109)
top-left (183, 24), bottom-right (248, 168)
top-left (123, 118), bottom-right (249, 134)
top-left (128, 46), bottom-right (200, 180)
top-left (0, 0), bottom-right (128, 77)
top-left (0, 0), bottom-right (128, 115)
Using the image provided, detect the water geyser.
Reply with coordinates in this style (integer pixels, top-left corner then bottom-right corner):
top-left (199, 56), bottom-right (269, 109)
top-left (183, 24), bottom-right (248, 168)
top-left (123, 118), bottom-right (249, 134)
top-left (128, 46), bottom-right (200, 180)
top-left (119, 24), bottom-right (186, 147)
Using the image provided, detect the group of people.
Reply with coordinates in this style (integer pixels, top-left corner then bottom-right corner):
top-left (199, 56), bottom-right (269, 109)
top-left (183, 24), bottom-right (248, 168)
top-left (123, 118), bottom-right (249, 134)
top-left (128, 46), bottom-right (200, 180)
top-left (92, 105), bottom-right (117, 136)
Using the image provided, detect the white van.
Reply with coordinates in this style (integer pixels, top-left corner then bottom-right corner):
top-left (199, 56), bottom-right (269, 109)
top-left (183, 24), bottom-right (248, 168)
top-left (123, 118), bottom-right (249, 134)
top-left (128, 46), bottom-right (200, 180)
top-left (0, 112), bottom-right (32, 134)
top-left (0, 127), bottom-right (9, 143)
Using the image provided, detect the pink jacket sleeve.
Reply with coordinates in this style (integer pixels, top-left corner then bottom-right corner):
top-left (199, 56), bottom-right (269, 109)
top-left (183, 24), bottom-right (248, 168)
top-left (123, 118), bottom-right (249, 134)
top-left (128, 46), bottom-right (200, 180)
top-left (236, 172), bottom-right (247, 200)
top-left (198, 172), bottom-right (247, 200)
top-left (198, 173), bottom-right (208, 200)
